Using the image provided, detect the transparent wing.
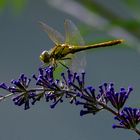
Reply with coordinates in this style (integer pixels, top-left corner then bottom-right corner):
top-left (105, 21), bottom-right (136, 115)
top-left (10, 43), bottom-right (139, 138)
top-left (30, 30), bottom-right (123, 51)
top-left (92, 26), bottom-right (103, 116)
top-left (39, 21), bottom-right (64, 45)
top-left (64, 19), bottom-right (84, 45)
top-left (64, 19), bottom-right (86, 72)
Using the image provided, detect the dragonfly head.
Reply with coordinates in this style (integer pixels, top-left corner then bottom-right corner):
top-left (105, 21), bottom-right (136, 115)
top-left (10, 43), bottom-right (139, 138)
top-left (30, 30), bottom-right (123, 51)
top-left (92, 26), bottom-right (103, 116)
top-left (40, 50), bottom-right (51, 64)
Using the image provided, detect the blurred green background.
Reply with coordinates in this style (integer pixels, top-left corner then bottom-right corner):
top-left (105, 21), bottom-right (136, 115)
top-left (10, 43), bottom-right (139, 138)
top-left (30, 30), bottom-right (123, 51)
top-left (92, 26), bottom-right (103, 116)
top-left (0, 0), bottom-right (140, 140)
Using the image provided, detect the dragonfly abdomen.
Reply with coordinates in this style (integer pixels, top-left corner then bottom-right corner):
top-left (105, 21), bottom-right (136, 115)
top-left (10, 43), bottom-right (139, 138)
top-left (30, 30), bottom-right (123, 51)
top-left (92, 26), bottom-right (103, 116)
top-left (71, 39), bottom-right (124, 53)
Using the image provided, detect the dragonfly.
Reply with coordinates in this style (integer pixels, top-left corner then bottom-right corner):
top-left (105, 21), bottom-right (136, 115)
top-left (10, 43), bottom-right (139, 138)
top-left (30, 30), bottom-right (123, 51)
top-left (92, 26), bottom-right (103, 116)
top-left (39, 19), bottom-right (124, 70)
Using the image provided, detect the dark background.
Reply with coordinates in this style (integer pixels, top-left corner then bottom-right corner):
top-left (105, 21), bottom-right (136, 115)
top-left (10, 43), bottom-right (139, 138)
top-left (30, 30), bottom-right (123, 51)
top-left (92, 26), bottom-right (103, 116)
top-left (0, 0), bottom-right (140, 139)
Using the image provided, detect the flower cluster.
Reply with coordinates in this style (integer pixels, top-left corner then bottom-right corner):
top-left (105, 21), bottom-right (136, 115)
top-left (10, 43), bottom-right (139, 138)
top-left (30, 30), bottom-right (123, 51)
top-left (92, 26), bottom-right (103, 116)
top-left (113, 107), bottom-right (140, 129)
top-left (0, 66), bottom-right (140, 137)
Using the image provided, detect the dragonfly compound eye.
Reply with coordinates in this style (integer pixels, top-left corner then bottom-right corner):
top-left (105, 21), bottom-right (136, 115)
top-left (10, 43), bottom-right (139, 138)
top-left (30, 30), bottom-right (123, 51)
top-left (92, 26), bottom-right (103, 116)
top-left (40, 50), bottom-right (50, 64)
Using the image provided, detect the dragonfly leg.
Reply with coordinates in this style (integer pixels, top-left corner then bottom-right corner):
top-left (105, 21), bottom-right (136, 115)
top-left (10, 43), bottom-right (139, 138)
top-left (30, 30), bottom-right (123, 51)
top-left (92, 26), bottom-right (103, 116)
top-left (60, 57), bottom-right (71, 60)
top-left (58, 57), bottom-right (72, 70)
top-left (51, 58), bottom-right (58, 69)
top-left (59, 61), bottom-right (69, 69)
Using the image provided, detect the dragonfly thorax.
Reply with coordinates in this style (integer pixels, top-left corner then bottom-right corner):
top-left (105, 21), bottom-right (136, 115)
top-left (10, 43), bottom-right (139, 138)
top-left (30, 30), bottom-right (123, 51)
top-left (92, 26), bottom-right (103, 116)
top-left (40, 50), bottom-right (51, 64)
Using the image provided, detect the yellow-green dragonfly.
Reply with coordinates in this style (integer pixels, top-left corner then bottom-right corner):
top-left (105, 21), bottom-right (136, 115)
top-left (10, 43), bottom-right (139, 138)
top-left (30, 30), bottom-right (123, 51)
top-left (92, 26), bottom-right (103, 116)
top-left (39, 19), bottom-right (124, 70)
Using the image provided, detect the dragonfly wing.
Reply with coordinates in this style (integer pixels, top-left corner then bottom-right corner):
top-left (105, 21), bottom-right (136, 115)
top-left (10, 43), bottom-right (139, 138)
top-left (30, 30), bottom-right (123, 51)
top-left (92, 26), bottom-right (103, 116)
top-left (64, 19), bottom-right (84, 45)
top-left (64, 19), bottom-right (86, 72)
top-left (39, 21), bottom-right (64, 45)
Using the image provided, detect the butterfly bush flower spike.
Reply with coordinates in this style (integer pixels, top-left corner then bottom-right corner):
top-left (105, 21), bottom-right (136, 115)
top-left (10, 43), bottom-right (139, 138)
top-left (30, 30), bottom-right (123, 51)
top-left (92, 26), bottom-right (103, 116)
top-left (0, 66), bottom-right (140, 137)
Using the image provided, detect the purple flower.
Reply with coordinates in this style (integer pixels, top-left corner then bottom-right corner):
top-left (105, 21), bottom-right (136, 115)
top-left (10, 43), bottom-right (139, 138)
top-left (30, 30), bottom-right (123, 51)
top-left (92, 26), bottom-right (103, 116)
top-left (0, 67), bottom-right (135, 117)
top-left (75, 83), bottom-right (134, 116)
top-left (0, 74), bottom-right (33, 110)
top-left (75, 83), bottom-right (112, 116)
top-left (76, 86), bottom-right (102, 116)
top-left (106, 85), bottom-right (133, 111)
top-left (0, 65), bottom-right (140, 136)
top-left (0, 66), bottom-right (133, 115)
top-left (113, 107), bottom-right (140, 129)
top-left (33, 67), bottom-right (85, 108)
top-left (33, 66), bottom-right (65, 108)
